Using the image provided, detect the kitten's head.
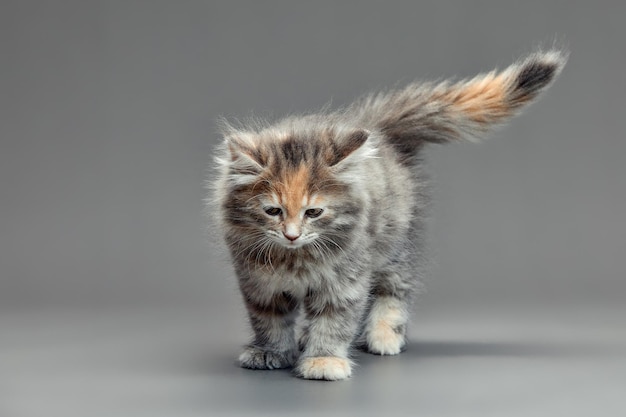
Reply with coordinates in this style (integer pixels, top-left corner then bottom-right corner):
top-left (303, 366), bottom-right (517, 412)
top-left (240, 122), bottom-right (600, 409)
top-left (215, 123), bottom-right (373, 254)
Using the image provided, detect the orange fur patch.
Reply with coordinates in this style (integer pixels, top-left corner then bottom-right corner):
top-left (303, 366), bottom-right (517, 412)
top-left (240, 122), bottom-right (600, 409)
top-left (299, 356), bottom-right (351, 380)
top-left (373, 319), bottom-right (397, 341)
top-left (439, 73), bottom-right (511, 123)
top-left (305, 357), bottom-right (348, 370)
top-left (277, 164), bottom-right (310, 218)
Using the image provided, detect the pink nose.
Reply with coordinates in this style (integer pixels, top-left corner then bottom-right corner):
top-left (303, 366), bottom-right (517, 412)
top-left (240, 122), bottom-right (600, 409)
top-left (283, 231), bottom-right (300, 241)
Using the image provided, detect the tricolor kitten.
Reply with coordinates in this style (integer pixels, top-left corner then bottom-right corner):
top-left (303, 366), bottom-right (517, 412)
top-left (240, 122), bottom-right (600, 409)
top-left (212, 50), bottom-right (566, 380)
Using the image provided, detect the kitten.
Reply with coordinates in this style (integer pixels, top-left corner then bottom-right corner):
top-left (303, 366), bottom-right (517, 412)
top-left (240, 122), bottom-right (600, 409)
top-left (211, 49), bottom-right (567, 380)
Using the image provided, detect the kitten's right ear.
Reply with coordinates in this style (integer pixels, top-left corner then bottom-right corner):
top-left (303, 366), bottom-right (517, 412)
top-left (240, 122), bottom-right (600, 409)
top-left (219, 136), bottom-right (266, 185)
top-left (217, 117), bottom-right (266, 172)
top-left (224, 136), bottom-right (265, 172)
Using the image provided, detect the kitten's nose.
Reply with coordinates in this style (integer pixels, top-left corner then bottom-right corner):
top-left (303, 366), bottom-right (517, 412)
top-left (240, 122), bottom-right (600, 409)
top-left (283, 223), bottom-right (301, 241)
top-left (283, 231), bottom-right (301, 241)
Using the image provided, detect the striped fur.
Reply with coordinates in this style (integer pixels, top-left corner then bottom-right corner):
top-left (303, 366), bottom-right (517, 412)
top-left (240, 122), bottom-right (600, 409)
top-left (211, 50), bottom-right (567, 380)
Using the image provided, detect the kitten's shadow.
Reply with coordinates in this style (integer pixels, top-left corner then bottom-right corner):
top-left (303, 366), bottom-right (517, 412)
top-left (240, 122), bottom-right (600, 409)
top-left (199, 340), bottom-right (620, 378)
top-left (363, 339), bottom-right (620, 360)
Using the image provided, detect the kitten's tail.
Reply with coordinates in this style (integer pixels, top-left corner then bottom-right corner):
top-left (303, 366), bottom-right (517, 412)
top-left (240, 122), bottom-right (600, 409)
top-left (348, 49), bottom-right (567, 157)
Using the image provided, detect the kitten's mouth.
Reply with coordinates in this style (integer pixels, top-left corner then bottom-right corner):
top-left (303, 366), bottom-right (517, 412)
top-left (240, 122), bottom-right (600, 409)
top-left (269, 232), bottom-right (315, 249)
top-left (278, 236), bottom-right (312, 250)
top-left (284, 240), bottom-right (305, 249)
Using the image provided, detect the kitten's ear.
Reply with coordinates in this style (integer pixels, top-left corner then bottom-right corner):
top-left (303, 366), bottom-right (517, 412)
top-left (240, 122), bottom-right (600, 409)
top-left (224, 135), bottom-right (265, 172)
top-left (329, 129), bottom-right (371, 166)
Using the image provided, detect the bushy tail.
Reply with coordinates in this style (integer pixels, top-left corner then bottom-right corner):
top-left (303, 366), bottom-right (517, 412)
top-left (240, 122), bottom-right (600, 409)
top-left (347, 50), bottom-right (567, 158)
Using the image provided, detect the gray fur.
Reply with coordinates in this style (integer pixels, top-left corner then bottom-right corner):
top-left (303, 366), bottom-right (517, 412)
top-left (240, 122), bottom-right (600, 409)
top-left (210, 50), bottom-right (567, 380)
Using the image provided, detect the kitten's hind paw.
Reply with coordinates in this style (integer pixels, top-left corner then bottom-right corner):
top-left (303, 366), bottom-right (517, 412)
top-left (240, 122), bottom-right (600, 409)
top-left (296, 356), bottom-right (352, 381)
top-left (366, 323), bottom-right (406, 355)
top-left (239, 345), bottom-right (297, 370)
top-left (364, 297), bottom-right (408, 355)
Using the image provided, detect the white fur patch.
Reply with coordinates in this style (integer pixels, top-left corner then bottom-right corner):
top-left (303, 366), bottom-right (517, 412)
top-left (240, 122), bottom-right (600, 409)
top-left (365, 296), bottom-right (408, 355)
top-left (297, 356), bottom-right (352, 380)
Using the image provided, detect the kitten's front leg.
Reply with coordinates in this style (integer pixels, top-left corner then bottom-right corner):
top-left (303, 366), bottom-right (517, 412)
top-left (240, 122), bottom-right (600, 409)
top-left (239, 291), bottom-right (299, 370)
top-left (296, 289), bottom-right (367, 381)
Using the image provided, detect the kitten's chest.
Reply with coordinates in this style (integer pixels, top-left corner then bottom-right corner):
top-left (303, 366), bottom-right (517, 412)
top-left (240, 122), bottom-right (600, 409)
top-left (253, 256), bottom-right (336, 299)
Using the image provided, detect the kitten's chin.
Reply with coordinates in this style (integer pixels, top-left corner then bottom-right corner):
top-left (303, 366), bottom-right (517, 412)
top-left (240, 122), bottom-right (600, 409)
top-left (274, 235), bottom-right (316, 250)
top-left (267, 232), bottom-right (318, 250)
top-left (280, 240), bottom-right (307, 250)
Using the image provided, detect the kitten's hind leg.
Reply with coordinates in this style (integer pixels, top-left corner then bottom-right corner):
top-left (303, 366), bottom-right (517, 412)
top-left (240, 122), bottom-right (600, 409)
top-left (363, 294), bottom-right (410, 355)
top-left (364, 219), bottom-right (424, 355)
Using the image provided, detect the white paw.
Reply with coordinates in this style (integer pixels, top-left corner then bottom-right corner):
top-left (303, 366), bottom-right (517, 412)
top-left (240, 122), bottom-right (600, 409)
top-left (365, 296), bottom-right (407, 355)
top-left (366, 321), bottom-right (405, 355)
top-left (296, 356), bottom-right (352, 380)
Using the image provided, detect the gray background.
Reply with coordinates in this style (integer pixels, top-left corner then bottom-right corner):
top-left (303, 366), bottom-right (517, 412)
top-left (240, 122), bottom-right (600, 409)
top-left (1, 1), bottom-right (624, 416)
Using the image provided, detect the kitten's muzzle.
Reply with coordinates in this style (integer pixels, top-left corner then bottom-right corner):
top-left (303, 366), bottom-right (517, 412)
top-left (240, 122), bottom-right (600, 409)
top-left (283, 231), bottom-right (301, 242)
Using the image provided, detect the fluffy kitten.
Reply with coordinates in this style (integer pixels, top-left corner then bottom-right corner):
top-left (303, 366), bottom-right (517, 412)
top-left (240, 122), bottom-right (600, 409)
top-left (212, 50), bottom-right (567, 380)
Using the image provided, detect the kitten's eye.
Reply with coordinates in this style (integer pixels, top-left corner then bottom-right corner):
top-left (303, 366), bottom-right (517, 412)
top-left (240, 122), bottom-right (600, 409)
top-left (305, 208), bottom-right (324, 218)
top-left (264, 207), bottom-right (282, 216)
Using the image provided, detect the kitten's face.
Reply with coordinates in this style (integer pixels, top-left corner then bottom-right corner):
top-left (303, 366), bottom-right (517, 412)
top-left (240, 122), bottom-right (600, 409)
top-left (232, 160), bottom-right (348, 252)
top-left (221, 129), bottom-right (369, 253)
top-left (258, 170), bottom-right (329, 249)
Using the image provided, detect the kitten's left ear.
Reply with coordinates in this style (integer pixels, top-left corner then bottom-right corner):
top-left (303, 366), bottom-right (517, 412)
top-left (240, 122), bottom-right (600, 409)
top-left (328, 129), bottom-right (372, 166)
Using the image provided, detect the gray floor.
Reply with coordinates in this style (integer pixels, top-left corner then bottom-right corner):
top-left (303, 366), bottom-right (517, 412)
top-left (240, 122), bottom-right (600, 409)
top-left (2, 305), bottom-right (625, 416)
top-left (2, 2), bottom-right (625, 416)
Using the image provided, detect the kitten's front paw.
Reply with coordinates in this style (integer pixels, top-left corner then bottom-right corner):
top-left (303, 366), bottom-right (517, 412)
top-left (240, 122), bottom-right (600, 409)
top-left (239, 345), bottom-right (297, 370)
top-left (296, 356), bottom-right (352, 381)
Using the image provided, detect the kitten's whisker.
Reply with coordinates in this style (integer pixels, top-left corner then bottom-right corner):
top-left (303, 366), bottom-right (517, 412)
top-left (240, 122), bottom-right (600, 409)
top-left (257, 237), bottom-right (269, 266)
top-left (229, 232), bottom-right (267, 259)
top-left (316, 241), bottom-right (333, 264)
top-left (313, 239), bottom-right (330, 260)
top-left (259, 239), bottom-right (275, 272)
top-left (266, 239), bottom-right (276, 272)
top-left (253, 238), bottom-right (270, 267)
top-left (319, 235), bottom-right (345, 257)
top-left (310, 240), bottom-right (324, 262)
top-left (242, 235), bottom-right (272, 266)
